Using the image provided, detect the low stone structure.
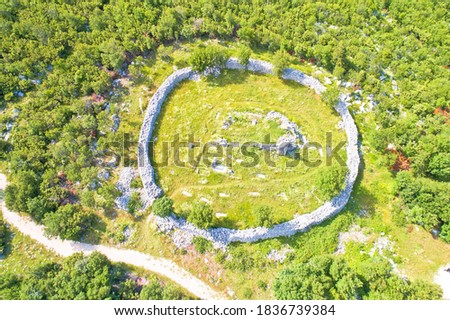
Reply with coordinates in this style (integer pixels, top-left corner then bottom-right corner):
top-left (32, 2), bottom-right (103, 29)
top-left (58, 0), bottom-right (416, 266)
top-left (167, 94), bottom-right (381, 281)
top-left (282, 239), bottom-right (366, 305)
top-left (138, 58), bottom-right (360, 247)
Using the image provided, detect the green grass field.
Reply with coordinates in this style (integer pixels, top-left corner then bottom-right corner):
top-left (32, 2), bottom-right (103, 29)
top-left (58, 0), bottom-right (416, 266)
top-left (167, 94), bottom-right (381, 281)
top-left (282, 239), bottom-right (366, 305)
top-left (151, 69), bottom-right (347, 229)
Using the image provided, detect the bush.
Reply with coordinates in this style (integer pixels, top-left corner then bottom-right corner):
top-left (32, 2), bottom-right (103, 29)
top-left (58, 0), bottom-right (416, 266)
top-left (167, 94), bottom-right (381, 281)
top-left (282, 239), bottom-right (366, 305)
top-left (274, 255), bottom-right (364, 300)
top-left (242, 287), bottom-right (253, 299)
top-left (316, 165), bottom-right (347, 200)
top-left (139, 278), bottom-right (164, 300)
top-left (187, 202), bottom-right (214, 229)
top-left (322, 85), bottom-right (341, 108)
top-left (237, 45), bottom-right (251, 65)
top-left (214, 250), bottom-right (227, 264)
top-left (193, 236), bottom-right (213, 254)
top-left (127, 191), bottom-right (143, 215)
top-left (43, 204), bottom-right (94, 240)
top-left (273, 50), bottom-right (290, 77)
top-left (257, 280), bottom-right (268, 291)
top-left (0, 218), bottom-right (7, 256)
top-left (225, 246), bottom-right (255, 272)
top-left (190, 46), bottom-right (230, 72)
top-left (440, 223), bottom-right (450, 243)
top-left (130, 177), bottom-right (143, 189)
top-left (254, 205), bottom-right (274, 228)
top-left (152, 196), bottom-right (173, 217)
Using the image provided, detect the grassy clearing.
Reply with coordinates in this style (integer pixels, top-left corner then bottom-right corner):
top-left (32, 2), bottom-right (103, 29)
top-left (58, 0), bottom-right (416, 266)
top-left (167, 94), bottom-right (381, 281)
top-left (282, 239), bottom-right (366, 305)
top-left (151, 69), bottom-right (346, 228)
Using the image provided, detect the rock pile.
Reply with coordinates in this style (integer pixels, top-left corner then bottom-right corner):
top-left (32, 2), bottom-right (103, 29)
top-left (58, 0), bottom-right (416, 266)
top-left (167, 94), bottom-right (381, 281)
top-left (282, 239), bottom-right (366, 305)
top-left (115, 166), bottom-right (139, 210)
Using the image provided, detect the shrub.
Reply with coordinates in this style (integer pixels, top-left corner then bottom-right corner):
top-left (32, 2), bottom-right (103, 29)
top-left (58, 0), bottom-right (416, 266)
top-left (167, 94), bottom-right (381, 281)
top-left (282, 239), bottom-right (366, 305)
top-left (0, 218), bottom-right (7, 256)
top-left (187, 202), bottom-right (214, 229)
top-left (254, 205), bottom-right (274, 228)
top-left (152, 196), bottom-right (173, 217)
top-left (43, 204), bottom-right (94, 240)
top-left (439, 223), bottom-right (450, 243)
top-left (316, 165), bottom-right (347, 200)
top-left (139, 278), bottom-right (164, 300)
top-left (190, 46), bottom-right (230, 72)
top-left (193, 236), bottom-right (213, 254)
top-left (237, 45), bottom-right (251, 65)
top-left (273, 50), bottom-right (290, 77)
top-left (274, 255), bottom-right (364, 300)
top-left (322, 85), bottom-right (341, 108)
top-left (127, 191), bottom-right (143, 215)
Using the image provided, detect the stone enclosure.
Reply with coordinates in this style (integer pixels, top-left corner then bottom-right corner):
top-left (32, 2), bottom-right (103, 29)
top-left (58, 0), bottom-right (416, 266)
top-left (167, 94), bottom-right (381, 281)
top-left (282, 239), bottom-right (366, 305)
top-left (138, 58), bottom-right (360, 247)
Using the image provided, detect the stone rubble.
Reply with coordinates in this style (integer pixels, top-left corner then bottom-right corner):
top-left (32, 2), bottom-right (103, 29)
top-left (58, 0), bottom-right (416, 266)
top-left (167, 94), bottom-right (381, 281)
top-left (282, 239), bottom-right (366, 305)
top-left (267, 245), bottom-right (294, 263)
top-left (115, 167), bottom-right (140, 211)
top-left (138, 58), bottom-right (360, 247)
top-left (266, 110), bottom-right (307, 145)
top-left (335, 225), bottom-right (369, 255)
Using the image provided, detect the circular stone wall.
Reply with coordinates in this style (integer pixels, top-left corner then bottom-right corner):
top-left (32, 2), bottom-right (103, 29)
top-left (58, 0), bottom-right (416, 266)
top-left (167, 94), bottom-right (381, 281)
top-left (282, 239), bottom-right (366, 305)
top-left (138, 58), bottom-right (360, 247)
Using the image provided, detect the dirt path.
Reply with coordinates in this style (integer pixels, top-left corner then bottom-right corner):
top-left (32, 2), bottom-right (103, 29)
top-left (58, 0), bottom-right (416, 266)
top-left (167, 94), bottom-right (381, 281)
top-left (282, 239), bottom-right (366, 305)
top-left (0, 173), bottom-right (226, 300)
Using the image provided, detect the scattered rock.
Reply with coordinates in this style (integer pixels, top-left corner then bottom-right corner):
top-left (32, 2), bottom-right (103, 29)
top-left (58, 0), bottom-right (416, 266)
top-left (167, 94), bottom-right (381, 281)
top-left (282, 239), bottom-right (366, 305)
top-left (215, 212), bottom-right (227, 218)
top-left (171, 229), bottom-right (194, 249)
top-left (181, 190), bottom-right (192, 197)
top-left (200, 197), bottom-right (212, 205)
top-left (335, 225), bottom-right (369, 255)
top-left (267, 245), bottom-right (294, 263)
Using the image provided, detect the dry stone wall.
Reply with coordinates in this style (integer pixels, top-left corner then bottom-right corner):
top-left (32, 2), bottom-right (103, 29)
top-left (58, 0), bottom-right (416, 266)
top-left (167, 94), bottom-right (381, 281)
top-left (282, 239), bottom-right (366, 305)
top-left (139, 58), bottom-right (360, 247)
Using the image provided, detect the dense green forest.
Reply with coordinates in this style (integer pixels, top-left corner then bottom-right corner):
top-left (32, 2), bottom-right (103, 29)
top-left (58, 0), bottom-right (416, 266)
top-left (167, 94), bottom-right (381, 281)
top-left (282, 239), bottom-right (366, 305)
top-left (0, 0), bottom-right (449, 300)
top-left (0, 250), bottom-right (187, 300)
top-left (273, 255), bottom-right (442, 300)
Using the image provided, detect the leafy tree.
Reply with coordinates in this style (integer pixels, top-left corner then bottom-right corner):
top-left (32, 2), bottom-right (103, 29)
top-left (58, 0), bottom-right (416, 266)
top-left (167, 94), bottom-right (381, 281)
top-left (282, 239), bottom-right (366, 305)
top-left (127, 191), bottom-right (143, 215)
top-left (117, 279), bottom-right (139, 300)
top-left (161, 284), bottom-right (184, 300)
top-left (316, 166), bottom-right (346, 200)
top-left (322, 86), bottom-right (341, 108)
top-left (190, 46), bottom-right (229, 72)
top-left (152, 195), bottom-right (173, 217)
top-left (4, 170), bottom-right (41, 213)
top-left (0, 218), bottom-right (7, 257)
top-left (0, 272), bottom-right (21, 299)
top-left (43, 204), bottom-right (93, 240)
top-left (26, 196), bottom-right (54, 222)
top-left (0, 251), bottom-right (187, 300)
top-left (139, 278), bottom-right (164, 300)
top-left (274, 255), bottom-right (364, 300)
top-left (187, 202), bottom-right (214, 229)
top-left (439, 223), bottom-right (450, 243)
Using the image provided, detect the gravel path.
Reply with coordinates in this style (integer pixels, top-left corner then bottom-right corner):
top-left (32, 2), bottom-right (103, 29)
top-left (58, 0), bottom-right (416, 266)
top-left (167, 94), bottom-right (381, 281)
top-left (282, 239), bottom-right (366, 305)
top-left (0, 173), bottom-right (226, 300)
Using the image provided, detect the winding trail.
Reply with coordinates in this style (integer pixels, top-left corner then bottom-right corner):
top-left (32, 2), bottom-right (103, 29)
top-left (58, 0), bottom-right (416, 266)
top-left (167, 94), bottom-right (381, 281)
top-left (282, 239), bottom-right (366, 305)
top-left (0, 173), bottom-right (226, 300)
